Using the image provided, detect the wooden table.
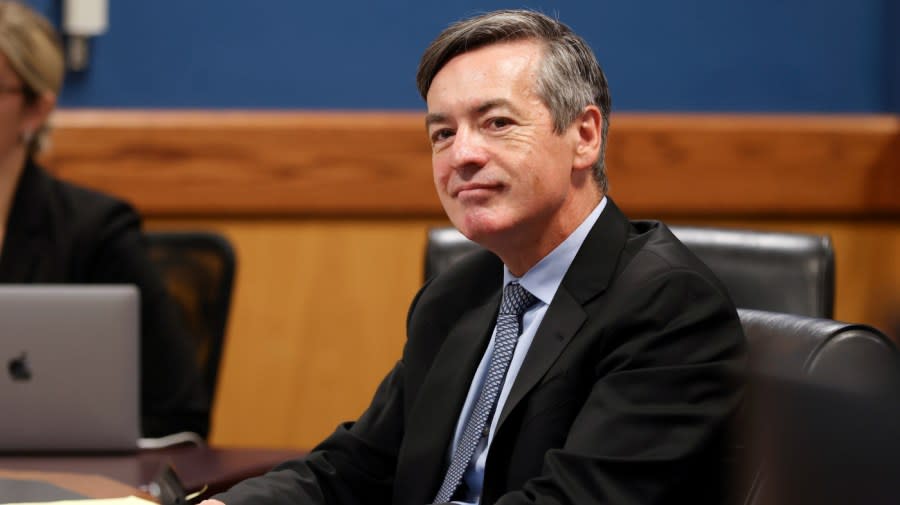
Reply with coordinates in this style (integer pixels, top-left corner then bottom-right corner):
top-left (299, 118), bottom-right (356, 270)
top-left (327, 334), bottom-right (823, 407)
top-left (0, 469), bottom-right (142, 499)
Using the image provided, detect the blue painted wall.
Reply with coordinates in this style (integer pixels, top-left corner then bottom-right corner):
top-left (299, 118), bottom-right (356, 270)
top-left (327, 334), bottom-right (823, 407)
top-left (25, 0), bottom-right (899, 112)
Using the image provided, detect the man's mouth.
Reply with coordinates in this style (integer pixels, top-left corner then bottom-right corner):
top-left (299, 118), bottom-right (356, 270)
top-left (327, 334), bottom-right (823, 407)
top-left (452, 182), bottom-right (502, 198)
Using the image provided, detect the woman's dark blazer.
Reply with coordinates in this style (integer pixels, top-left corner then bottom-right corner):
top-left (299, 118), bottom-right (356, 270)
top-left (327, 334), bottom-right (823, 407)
top-left (0, 159), bottom-right (209, 438)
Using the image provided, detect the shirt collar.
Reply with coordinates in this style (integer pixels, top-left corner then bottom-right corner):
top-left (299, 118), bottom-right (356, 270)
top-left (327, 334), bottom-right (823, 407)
top-left (503, 196), bottom-right (607, 305)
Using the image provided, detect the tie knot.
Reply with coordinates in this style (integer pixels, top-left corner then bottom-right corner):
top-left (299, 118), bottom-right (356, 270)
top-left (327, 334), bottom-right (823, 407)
top-left (500, 282), bottom-right (537, 316)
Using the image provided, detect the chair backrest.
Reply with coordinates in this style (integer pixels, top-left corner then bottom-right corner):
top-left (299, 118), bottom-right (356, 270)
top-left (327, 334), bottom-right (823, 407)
top-left (670, 227), bottom-right (834, 318)
top-left (739, 309), bottom-right (898, 389)
top-left (424, 227), bottom-right (481, 281)
top-left (145, 230), bottom-right (237, 403)
top-left (737, 309), bottom-right (899, 505)
top-left (424, 225), bottom-right (835, 317)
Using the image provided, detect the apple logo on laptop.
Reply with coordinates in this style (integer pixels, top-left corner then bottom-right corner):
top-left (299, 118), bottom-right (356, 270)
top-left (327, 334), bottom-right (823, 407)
top-left (7, 352), bottom-right (32, 381)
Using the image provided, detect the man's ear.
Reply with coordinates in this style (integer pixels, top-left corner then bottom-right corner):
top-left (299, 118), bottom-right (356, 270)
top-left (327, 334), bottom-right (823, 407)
top-left (572, 105), bottom-right (602, 172)
top-left (22, 91), bottom-right (56, 137)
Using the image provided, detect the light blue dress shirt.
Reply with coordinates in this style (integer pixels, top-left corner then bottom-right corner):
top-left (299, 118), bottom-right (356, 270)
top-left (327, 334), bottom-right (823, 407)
top-left (447, 197), bottom-right (607, 504)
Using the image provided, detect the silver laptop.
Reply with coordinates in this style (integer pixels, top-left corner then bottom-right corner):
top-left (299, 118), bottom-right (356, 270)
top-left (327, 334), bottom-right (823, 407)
top-left (0, 285), bottom-right (140, 452)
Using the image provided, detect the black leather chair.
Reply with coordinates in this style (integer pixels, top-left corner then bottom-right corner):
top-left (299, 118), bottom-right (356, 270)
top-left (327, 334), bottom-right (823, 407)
top-left (672, 227), bottom-right (834, 318)
top-left (736, 309), bottom-right (899, 505)
top-left (424, 225), bottom-right (835, 317)
top-left (739, 309), bottom-right (898, 391)
top-left (145, 231), bottom-right (237, 406)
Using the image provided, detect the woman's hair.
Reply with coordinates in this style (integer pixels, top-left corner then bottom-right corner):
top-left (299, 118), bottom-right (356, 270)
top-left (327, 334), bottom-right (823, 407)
top-left (0, 1), bottom-right (64, 154)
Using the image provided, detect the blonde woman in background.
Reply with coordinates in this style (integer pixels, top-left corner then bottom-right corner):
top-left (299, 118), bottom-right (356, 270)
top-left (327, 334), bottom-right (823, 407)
top-left (0, 1), bottom-right (210, 439)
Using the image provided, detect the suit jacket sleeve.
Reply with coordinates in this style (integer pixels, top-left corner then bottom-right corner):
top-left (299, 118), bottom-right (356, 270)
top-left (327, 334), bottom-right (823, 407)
top-left (211, 283), bottom-right (437, 505)
top-left (213, 360), bottom-right (407, 505)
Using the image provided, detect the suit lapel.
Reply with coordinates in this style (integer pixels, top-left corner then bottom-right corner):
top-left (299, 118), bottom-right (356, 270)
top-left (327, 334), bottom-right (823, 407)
top-left (399, 288), bottom-right (501, 505)
top-left (495, 286), bottom-right (585, 429)
top-left (495, 198), bottom-right (631, 431)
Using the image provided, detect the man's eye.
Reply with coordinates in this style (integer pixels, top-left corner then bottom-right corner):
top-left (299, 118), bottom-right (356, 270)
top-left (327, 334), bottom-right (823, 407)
top-left (489, 118), bottom-right (511, 129)
top-left (431, 129), bottom-right (454, 143)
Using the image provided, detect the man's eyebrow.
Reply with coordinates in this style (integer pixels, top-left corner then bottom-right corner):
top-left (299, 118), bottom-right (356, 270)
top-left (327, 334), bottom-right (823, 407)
top-left (476, 99), bottom-right (513, 115)
top-left (424, 113), bottom-right (447, 129)
top-left (424, 99), bottom-right (517, 130)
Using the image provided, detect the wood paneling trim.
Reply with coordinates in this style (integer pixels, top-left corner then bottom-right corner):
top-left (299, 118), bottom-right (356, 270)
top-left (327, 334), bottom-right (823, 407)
top-left (41, 110), bottom-right (900, 218)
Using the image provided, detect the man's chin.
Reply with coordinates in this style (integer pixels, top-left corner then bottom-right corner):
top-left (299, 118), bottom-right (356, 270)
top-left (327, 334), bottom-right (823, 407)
top-left (454, 217), bottom-right (515, 248)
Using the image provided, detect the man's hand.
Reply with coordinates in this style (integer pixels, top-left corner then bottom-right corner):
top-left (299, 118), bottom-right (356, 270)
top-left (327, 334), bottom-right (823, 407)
top-left (198, 500), bottom-right (226, 505)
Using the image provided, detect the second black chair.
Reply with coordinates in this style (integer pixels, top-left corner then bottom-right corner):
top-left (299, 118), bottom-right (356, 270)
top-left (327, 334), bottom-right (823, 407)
top-left (145, 231), bottom-right (237, 407)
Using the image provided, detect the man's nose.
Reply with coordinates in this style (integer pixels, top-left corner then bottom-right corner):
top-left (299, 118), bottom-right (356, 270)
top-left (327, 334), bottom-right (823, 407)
top-left (449, 127), bottom-right (488, 171)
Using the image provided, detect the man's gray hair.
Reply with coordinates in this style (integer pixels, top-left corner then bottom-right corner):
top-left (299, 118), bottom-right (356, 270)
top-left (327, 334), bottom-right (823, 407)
top-left (416, 9), bottom-right (612, 193)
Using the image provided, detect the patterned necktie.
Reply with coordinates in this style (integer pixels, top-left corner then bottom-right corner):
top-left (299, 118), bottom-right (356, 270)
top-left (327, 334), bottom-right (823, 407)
top-left (433, 282), bottom-right (538, 503)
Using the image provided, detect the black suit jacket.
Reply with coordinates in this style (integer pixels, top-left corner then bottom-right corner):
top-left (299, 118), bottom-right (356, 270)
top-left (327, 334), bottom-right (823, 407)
top-left (0, 160), bottom-right (210, 437)
top-left (216, 199), bottom-right (746, 505)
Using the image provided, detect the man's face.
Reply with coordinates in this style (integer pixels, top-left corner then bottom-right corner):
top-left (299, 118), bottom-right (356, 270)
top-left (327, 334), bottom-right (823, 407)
top-left (425, 40), bottom-right (582, 250)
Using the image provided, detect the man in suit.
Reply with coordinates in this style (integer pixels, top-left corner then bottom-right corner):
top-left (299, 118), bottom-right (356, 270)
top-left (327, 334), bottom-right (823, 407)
top-left (206, 9), bottom-right (745, 505)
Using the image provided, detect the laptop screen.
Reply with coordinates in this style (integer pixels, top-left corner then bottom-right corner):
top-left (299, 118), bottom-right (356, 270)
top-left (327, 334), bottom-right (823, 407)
top-left (0, 285), bottom-right (140, 452)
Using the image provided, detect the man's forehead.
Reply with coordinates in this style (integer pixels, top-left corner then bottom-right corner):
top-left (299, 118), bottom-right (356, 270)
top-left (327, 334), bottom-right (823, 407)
top-left (426, 42), bottom-right (542, 111)
top-left (440, 39), bottom-right (542, 73)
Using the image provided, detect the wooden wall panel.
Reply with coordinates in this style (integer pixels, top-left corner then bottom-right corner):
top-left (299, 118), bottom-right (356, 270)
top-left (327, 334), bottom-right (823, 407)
top-left (41, 111), bottom-right (900, 218)
top-left (42, 111), bottom-right (437, 216)
top-left (607, 115), bottom-right (900, 216)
